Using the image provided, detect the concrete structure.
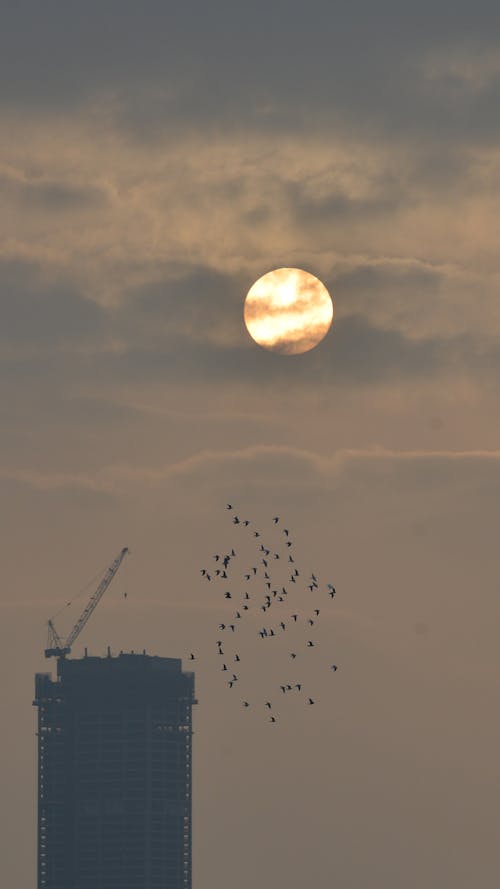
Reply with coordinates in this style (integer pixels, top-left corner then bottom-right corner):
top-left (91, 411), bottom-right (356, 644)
top-left (34, 652), bottom-right (195, 889)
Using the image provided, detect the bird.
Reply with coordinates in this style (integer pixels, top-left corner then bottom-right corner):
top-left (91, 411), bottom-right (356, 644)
top-left (242, 701), bottom-right (249, 707)
top-left (286, 541), bottom-right (293, 547)
top-left (232, 674), bottom-right (238, 681)
top-left (291, 614), bottom-right (298, 622)
top-left (288, 556), bottom-right (294, 563)
top-left (295, 683), bottom-right (302, 691)
top-left (252, 567), bottom-right (257, 574)
top-left (219, 623), bottom-right (226, 630)
top-left (189, 653), bottom-right (195, 660)
top-left (280, 621), bottom-right (286, 630)
top-left (221, 571), bottom-right (228, 579)
top-left (328, 589), bottom-right (336, 598)
top-left (314, 609), bottom-right (320, 616)
top-left (280, 685), bottom-right (287, 693)
top-left (307, 698), bottom-right (315, 705)
top-left (234, 654), bottom-right (240, 662)
top-left (243, 520), bottom-right (250, 526)
top-left (233, 516), bottom-right (240, 524)
top-left (218, 649), bottom-right (224, 656)
top-left (274, 553), bottom-right (280, 560)
top-left (290, 653), bottom-right (297, 659)
top-left (262, 559), bottom-right (268, 567)
top-left (244, 574), bottom-right (251, 581)
top-left (213, 554), bottom-right (220, 561)
top-left (224, 592), bottom-right (232, 599)
top-left (254, 531), bottom-right (260, 537)
top-left (290, 576), bottom-right (296, 583)
top-left (330, 664), bottom-right (338, 672)
top-left (273, 517), bottom-right (279, 524)
top-left (308, 619), bottom-right (315, 626)
top-left (307, 640), bottom-right (315, 647)
top-left (270, 716), bottom-right (277, 723)
top-left (229, 624), bottom-right (235, 632)
top-left (235, 611), bottom-right (241, 619)
top-left (265, 701), bottom-right (272, 708)
top-left (123, 592), bottom-right (127, 599)
top-left (283, 528), bottom-right (289, 536)
top-left (294, 569), bottom-right (299, 576)
top-left (312, 573), bottom-right (317, 582)
top-left (226, 504), bottom-right (233, 509)
top-left (228, 681), bottom-right (235, 688)
top-left (222, 664), bottom-right (228, 671)
top-left (244, 592), bottom-right (250, 599)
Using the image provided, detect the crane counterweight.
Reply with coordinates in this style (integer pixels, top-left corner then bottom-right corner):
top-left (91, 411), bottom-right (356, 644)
top-left (44, 547), bottom-right (129, 660)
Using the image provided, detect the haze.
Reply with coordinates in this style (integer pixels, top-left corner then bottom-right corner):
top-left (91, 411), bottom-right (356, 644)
top-left (1, 3), bottom-right (499, 888)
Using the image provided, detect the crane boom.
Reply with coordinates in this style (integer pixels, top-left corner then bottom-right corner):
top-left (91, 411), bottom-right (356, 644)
top-left (45, 547), bottom-right (129, 660)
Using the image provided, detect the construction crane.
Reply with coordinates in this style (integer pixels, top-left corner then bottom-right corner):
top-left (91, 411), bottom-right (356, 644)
top-left (44, 546), bottom-right (129, 660)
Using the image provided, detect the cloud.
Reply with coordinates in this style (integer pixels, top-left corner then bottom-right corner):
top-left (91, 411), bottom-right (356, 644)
top-left (0, 258), bottom-right (105, 351)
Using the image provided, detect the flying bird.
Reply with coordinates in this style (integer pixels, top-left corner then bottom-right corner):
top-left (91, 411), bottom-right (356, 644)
top-left (273, 517), bottom-right (280, 524)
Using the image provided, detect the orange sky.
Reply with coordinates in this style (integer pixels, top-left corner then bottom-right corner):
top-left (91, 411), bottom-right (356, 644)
top-left (1, 4), bottom-right (500, 888)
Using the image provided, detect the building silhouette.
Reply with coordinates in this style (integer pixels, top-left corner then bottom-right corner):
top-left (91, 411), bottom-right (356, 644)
top-left (34, 652), bottom-right (195, 889)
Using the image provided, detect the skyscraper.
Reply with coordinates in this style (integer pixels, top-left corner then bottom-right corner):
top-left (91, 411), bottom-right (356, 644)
top-left (34, 652), bottom-right (195, 889)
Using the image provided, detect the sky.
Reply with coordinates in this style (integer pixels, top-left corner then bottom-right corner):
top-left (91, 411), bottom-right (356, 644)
top-left (1, 2), bottom-right (500, 886)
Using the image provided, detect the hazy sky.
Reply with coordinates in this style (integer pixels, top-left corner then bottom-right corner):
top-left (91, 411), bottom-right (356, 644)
top-left (1, 3), bottom-right (500, 887)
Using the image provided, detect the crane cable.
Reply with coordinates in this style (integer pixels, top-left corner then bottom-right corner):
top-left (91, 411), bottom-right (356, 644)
top-left (49, 556), bottom-right (127, 622)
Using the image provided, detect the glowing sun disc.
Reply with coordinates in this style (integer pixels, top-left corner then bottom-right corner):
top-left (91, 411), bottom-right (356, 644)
top-left (244, 268), bottom-right (334, 355)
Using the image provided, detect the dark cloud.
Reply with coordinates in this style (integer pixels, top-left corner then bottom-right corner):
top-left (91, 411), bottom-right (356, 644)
top-left (0, 173), bottom-right (107, 211)
top-left (0, 259), bottom-right (105, 348)
top-left (2, 1), bottom-right (500, 143)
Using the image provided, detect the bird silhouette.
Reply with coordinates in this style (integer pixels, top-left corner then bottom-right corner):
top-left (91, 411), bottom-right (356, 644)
top-left (307, 641), bottom-right (315, 647)
top-left (330, 664), bottom-right (338, 672)
top-left (307, 698), bottom-right (315, 705)
top-left (273, 517), bottom-right (279, 524)
top-left (189, 653), bottom-right (195, 660)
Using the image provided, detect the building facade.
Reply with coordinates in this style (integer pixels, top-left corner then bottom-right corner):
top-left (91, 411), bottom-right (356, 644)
top-left (34, 653), bottom-right (195, 889)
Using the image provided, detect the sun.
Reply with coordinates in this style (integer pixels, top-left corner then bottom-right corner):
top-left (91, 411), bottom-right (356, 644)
top-left (244, 268), bottom-right (334, 355)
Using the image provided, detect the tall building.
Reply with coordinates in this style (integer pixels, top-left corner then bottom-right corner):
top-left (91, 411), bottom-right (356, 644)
top-left (34, 652), bottom-right (195, 889)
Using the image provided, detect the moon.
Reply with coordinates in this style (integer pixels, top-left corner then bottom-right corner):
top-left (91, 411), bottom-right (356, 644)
top-left (244, 268), bottom-right (334, 355)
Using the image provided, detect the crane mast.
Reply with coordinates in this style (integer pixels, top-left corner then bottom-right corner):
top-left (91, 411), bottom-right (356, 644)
top-left (45, 546), bottom-right (129, 660)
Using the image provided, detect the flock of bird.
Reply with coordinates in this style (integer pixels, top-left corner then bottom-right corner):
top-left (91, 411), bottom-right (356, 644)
top-left (193, 505), bottom-right (339, 724)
